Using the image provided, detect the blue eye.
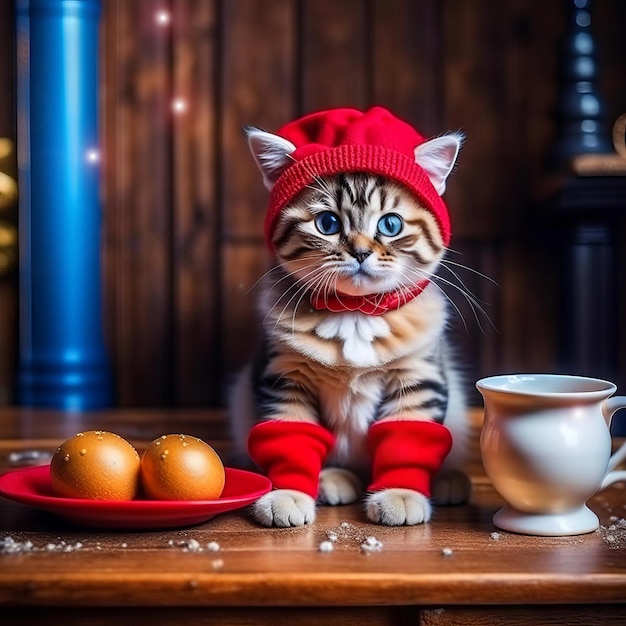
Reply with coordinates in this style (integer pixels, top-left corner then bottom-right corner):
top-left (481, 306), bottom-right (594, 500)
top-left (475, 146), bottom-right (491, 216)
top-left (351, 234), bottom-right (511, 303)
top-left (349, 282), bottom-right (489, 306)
top-left (314, 211), bottom-right (341, 235)
top-left (377, 214), bottom-right (403, 237)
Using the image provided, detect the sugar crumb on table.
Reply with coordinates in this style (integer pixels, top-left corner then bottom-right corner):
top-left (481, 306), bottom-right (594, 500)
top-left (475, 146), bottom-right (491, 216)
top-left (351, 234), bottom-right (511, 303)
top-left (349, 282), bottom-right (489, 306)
top-left (597, 517), bottom-right (626, 549)
top-left (319, 521), bottom-right (367, 547)
top-left (360, 536), bottom-right (383, 554)
top-left (1, 536), bottom-right (84, 554)
top-left (318, 540), bottom-right (334, 553)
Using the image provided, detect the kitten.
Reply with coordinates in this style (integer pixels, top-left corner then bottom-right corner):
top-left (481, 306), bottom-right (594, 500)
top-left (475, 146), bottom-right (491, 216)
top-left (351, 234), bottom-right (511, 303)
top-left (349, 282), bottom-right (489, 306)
top-left (229, 107), bottom-right (471, 527)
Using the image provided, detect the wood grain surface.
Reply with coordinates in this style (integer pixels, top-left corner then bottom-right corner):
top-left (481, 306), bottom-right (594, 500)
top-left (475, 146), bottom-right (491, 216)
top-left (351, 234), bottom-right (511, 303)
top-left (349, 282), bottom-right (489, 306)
top-left (1, 407), bottom-right (625, 625)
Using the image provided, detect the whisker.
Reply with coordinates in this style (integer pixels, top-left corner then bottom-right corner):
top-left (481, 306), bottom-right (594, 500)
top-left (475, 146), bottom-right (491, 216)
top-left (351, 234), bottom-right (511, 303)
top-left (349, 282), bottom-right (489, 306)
top-left (436, 264), bottom-right (493, 312)
top-left (266, 265), bottom-right (324, 323)
top-left (269, 262), bottom-right (341, 329)
top-left (243, 264), bottom-right (284, 297)
top-left (271, 280), bottom-right (312, 329)
top-left (243, 254), bottom-right (328, 300)
top-left (440, 258), bottom-right (499, 287)
top-left (262, 263), bottom-right (317, 300)
top-left (425, 269), bottom-right (497, 335)
top-left (398, 267), bottom-right (471, 333)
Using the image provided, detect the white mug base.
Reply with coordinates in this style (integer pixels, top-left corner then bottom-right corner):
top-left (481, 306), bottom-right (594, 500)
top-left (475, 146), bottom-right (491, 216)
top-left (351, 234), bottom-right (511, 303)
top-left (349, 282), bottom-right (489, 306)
top-left (493, 505), bottom-right (599, 536)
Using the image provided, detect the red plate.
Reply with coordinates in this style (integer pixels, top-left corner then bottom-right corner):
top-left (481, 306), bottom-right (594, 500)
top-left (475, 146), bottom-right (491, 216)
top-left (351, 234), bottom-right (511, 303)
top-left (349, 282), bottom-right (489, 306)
top-left (0, 465), bottom-right (271, 529)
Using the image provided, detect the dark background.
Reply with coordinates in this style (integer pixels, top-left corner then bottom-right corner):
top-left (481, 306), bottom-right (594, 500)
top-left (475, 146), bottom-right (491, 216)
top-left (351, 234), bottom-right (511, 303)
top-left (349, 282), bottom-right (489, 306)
top-left (0, 0), bottom-right (625, 409)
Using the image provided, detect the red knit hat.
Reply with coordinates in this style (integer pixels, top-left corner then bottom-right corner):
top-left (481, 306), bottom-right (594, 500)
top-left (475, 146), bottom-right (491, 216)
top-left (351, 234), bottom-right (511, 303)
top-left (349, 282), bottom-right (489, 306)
top-left (265, 106), bottom-right (451, 250)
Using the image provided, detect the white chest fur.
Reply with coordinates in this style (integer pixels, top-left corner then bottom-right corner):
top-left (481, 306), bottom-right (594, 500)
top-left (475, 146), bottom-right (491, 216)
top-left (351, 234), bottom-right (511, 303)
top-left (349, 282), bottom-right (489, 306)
top-left (314, 312), bottom-right (391, 366)
top-left (316, 368), bottom-right (385, 470)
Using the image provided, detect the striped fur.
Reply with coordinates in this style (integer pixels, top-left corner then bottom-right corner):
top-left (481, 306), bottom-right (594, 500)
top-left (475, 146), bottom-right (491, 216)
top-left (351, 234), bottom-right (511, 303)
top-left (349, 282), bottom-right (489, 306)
top-left (230, 173), bottom-right (469, 488)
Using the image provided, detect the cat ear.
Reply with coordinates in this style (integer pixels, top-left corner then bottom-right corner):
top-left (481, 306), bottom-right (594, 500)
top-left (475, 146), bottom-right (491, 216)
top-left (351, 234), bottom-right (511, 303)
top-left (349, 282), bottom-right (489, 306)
top-left (413, 132), bottom-right (464, 195)
top-left (246, 127), bottom-right (297, 191)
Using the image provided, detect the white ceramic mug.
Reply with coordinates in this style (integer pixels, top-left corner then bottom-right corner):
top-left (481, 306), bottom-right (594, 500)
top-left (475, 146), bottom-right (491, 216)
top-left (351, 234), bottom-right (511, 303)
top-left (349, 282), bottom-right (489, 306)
top-left (476, 374), bottom-right (626, 536)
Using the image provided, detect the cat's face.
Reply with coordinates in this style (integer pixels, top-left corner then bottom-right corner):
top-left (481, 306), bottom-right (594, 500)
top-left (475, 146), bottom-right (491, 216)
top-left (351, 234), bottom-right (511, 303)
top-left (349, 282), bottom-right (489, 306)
top-left (272, 173), bottom-right (445, 297)
top-left (247, 122), bottom-right (461, 300)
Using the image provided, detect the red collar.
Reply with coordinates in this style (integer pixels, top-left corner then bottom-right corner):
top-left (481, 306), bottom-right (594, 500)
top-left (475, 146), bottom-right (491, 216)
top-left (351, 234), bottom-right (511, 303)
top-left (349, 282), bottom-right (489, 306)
top-left (310, 280), bottom-right (429, 316)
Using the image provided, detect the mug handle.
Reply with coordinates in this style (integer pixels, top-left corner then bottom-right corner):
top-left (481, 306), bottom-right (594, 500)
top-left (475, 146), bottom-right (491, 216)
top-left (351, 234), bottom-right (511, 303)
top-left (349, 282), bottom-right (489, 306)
top-left (600, 396), bottom-right (626, 489)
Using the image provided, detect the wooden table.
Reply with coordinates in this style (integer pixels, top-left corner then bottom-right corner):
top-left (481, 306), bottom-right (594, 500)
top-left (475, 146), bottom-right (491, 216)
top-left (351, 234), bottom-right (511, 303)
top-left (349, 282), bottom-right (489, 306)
top-left (1, 408), bottom-right (626, 625)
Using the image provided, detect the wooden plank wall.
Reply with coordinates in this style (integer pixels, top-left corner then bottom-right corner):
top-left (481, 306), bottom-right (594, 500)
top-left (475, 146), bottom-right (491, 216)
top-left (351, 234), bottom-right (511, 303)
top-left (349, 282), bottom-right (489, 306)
top-left (1, 0), bottom-right (626, 408)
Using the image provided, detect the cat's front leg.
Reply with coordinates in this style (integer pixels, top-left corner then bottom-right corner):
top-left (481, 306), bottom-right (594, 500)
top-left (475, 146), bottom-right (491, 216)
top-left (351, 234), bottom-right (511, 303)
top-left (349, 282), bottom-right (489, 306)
top-left (252, 489), bottom-right (316, 527)
top-left (247, 420), bottom-right (335, 527)
top-left (366, 488), bottom-right (432, 525)
top-left (365, 419), bottom-right (452, 526)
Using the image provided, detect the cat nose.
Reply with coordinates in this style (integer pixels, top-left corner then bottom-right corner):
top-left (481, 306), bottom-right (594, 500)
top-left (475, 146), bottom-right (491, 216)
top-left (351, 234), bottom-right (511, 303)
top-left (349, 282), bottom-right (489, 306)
top-left (352, 250), bottom-right (372, 264)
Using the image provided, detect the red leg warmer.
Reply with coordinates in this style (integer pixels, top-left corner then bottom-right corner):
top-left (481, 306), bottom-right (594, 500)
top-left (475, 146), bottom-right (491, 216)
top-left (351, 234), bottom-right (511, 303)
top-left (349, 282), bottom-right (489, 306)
top-left (367, 420), bottom-right (453, 497)
top-left (247, 420), bottom-right (335, 498)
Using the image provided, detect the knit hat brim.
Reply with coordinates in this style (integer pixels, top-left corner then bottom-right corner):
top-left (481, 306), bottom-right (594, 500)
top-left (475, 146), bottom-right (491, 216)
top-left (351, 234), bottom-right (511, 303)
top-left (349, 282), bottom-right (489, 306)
top-left (265, 144), bottom-right (450, 252)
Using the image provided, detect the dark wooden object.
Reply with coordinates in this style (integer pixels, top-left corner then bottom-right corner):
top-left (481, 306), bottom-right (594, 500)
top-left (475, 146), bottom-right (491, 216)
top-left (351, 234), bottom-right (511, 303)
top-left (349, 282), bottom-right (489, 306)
top-left (552, 0), bottom-right (612, 165)
top-left (554, 176), bottom-right (626, 384)
top-left (547, 1), bottom-right (626, 432)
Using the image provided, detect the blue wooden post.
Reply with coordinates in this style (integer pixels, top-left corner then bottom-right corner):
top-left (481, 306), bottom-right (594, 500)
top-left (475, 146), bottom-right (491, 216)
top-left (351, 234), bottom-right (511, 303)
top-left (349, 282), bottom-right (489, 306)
top-left (16, 0), bottom-right (112, 409)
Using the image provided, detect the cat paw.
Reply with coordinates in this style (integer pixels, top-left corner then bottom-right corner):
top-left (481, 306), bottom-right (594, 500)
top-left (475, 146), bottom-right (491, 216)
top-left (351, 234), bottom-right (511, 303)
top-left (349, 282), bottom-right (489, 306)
top-left (365, 488), bottom-right (432, 526)
top-left (251, 489), bottom-right (316, 527)
top-left (431, 469), bottom-right (472, 506)
top-left (318, 468), bottom-right (362, 505)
